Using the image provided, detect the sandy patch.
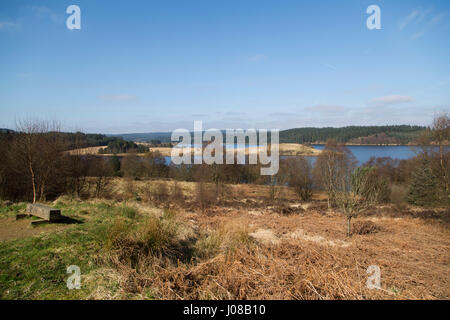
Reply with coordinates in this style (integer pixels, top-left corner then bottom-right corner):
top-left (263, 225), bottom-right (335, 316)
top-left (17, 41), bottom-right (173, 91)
top-left (286, 228), bottom-right (351, 248)
top-left (249, 228), bottom-right (281, 245)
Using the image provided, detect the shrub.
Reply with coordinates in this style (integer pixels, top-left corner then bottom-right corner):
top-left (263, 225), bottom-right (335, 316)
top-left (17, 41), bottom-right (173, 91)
top-left (170, 181), bottom-right (184, 205)
top-left (352, 220), bottom-right (381, 235)
top-left (106, 210), bottom-right (179, 268)
top-left (284, 157), bottom-right (313, 202)
top-left (390, 185), bottom-right (408, 211)
top-left (195, 181), bottom-right (216, 213)
top-left (120, 205), bottom-right (138, 219)
top-left (194, 222), bottom-right (251, 259)
top-left (351, 167), bottom-right (390, 204)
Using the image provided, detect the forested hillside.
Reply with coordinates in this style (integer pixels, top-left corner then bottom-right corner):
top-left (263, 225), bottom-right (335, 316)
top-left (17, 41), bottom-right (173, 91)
top-left (279, 125), bottom-right (425, 145)
top-left (1, 125), bottom-right (426, 146)
top-left (0, 130), bottom-right (142, 151)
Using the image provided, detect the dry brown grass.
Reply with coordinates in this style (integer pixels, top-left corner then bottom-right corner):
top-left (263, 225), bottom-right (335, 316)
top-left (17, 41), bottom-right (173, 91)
top-left (34, 178), bottom-right (447, 300)
top-left (95, 179), bottom-right (449, 299)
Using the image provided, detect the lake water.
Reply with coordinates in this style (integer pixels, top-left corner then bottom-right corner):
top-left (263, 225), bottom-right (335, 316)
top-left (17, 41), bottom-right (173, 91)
top-left (165, 145), bottom-right (419, 165)
top-left (311, 145), bottom-right (418, 164)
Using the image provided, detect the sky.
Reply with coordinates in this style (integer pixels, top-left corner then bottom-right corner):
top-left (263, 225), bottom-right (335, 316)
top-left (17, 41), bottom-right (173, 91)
top-left (0, 0), bottom-right (449, 134)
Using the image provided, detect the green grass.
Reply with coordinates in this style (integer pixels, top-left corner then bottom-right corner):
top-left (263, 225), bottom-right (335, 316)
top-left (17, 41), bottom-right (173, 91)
top-left (0, 199), bottom-right (250, 300)
top-left (0, 200), bottom-right (140, 299)
top-left (0, 202), bottom-right (26, 218)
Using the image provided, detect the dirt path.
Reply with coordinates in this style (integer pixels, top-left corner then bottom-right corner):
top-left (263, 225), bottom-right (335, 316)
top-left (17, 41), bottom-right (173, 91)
top-left (0, 217), bottom-right (68, 242)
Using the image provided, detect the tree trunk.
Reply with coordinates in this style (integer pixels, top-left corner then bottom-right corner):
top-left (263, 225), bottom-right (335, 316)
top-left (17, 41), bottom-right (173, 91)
top-left (346, 217), bottom-right (351, 237)
top-left (439, 144), bottom-right (448, 194)
top-left (29, 161), bottom-right (36, 203)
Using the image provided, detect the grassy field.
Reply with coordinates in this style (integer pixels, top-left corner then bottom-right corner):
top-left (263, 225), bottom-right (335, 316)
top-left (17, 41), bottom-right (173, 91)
top-left (0, 180), bottom-right (449, 300)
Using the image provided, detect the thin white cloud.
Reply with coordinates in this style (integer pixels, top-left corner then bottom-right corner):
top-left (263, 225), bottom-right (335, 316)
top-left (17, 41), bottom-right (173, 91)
top-left (305, 104), bottom-right (345, 113)
top-left (31, 6), bottom-right (64, 24)
top-left (430, 12), bottom-right (447, 25)
top-left (323, 63), bottom-right (337, 71)
top-left (224, 111), bottom-right (246, 116)
top-left (269, 112), bottom-right (297, 117)
top-left (399, 9), bottom-right (420, 30)
top-left (398, 8), bottom-right (448, 40)
top-left (0, 21), bottom-right (18, 29)
top-left (100, 94), bottom-right (137, 101)
top-left (369, 95), bottom-right (414, 106)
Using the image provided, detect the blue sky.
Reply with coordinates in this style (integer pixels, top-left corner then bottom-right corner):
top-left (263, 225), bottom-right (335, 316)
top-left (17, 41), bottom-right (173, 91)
top-left (1, 0), bottom-right (449, 133)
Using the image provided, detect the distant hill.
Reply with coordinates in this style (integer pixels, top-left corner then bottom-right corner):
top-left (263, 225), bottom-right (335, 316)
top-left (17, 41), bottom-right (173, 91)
top-left (0, 128), bottom-right (15, 134)
top-left (2, 125), bottom-right (426, 146)
top-left (0, 130), bottom-right (149, 152)
top-left (111, 125), bottom-right (426, 145)
top-left (279, 125), bottom-right (425, 145)
top-left (109, 132), bottom-right (173, 143)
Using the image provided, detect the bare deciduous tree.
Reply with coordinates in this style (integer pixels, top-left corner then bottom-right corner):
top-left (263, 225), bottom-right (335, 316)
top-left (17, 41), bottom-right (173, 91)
top-left (313, 139), bottom-right (357, 208)
top-left (281, 157), bottom-right (314, 202)
top-left (432, 113), bottom-right (449, 195)
top-left (12, 119), bottom-right (66, 203)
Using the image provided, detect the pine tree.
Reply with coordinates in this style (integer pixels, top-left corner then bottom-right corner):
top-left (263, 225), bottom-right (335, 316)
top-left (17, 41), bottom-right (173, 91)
top-left (407, 160), bottom-right (438, 206)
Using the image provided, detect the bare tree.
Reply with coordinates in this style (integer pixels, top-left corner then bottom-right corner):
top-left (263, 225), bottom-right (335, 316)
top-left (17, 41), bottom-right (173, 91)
top-left (313, 140), bottom-right (357, 208)
top-left (413, 113), bottom-right (449, 204)
top-left (432, 113), bottom-right (449, 195)
top-left (12, 119), bottom-right (66, 203)
top-left (281, 157), bottom-right (314, 202)
top-left (334, 191), bottom-right (368, 237)
top-left (121, 153), bottom-right (146, 179)
top-left (88, 157), bottom-right (113, 198)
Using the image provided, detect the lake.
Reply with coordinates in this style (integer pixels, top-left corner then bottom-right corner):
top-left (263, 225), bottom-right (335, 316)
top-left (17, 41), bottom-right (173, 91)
top-left (164, 145), bottom-right (420, 165)
top-left (311, 145), bottom-right (418, 164)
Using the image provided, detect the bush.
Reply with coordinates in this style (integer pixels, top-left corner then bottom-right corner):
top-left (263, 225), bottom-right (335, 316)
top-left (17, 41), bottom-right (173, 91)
top-left (390, 185), bottom-right (408, 211)
top-left (120, 205), bottom-right (138, 219)
top-left (351, 167), bottom-right (390, 204)
top-left (284, 157), bottom-right (313, 202)
top-left (195, 181), bottom-right (216, 213)
top-left (352, 220), bottom-right (382, 235)
top-left (194, 222), bottom-right (251, 259)
top-left (106, 210), bottom-right (179, 267)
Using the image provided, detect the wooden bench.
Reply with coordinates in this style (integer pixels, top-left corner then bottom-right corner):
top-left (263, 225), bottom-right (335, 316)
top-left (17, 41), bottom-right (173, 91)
top-left (26, 203), bottom-right (62, 222)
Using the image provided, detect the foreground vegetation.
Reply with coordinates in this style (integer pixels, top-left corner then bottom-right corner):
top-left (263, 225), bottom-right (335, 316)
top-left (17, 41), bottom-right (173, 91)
top-left (0, 182), bottom-right (448, 300)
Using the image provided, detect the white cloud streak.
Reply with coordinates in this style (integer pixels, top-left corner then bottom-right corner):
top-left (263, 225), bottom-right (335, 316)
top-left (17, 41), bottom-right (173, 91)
top-left (369, 95), bottom-right (414, 106)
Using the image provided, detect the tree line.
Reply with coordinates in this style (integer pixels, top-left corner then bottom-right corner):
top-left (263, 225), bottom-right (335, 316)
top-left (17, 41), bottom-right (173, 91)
top-left (279, 125), bottom-right (425, 145)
